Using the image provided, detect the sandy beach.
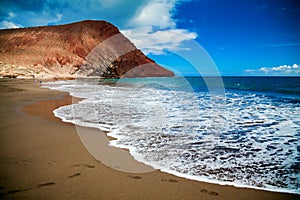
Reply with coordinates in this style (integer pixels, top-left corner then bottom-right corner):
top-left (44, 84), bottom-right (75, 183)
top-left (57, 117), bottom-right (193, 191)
top-left (0, 79), bottom-right (298, 200)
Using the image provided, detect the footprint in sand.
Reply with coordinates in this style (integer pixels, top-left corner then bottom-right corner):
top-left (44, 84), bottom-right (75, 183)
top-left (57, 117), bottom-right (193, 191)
top-left (127, 175), bottom-right (142, 179)
top-left (200, 188), bottom-right (219, 196)
top-left (71, 163), bottom-right (95, 168)
top-left (7, 189), bottom-right (26, 194)
top-left (200, 189), bottom-right (208, 193)
top-left (14, 159), bottom-right (32, 165)
top-left (208, 191), bottom-right (219, 196)
top-left (161, 178), bottom-right (178, 183)
top-left (68, 172), bottom-right (81, 178)
top-left (83, 164), bottom-right (95, 168)
top-left (36, 182), bottom-right (55, 188)
top-left (68, 164), bottom-right (95, 179)
top-left (3, 182), bottom-right (55, 196)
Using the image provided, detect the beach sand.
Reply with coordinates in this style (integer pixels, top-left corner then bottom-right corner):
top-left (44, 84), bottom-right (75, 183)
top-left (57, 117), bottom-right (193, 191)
top-left (0, 79), bottom-right (298, 200)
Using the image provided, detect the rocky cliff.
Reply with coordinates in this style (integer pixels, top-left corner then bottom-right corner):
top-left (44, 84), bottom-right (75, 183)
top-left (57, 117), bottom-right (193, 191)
top-left (0, 20), bottom-right (174, 79)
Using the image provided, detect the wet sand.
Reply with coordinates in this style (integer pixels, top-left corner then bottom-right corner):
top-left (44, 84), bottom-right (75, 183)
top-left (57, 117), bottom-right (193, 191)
top-left (0, 79), bottom-right (298, 200)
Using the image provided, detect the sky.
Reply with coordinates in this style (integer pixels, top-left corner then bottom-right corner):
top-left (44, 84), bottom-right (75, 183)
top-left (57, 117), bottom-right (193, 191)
top-left (0, 0), bottom-right (299, 76)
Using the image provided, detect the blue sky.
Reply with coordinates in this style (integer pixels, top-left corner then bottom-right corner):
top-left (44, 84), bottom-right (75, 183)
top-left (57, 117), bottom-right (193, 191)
top-left (0, 0), bottom-right (299, 76)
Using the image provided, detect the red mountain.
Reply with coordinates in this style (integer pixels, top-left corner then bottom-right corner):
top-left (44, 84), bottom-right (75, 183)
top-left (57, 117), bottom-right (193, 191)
top-left (0, 20), bottom-right (174, 79)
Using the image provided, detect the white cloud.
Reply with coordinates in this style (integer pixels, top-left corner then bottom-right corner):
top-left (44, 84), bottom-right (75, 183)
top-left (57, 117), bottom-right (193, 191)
top-left (128, 0), bottom-right (177, 29)
top-left (0, 21), bottom-right (21, 29)
top-left (292, 64), bottom-right (299, 68)
top-left (245, 64), bottom-right (300, 75)
top-left (122, 28), bottom-right (197, 55)
top-left (122, 0), bottom-right (197, 55)
top-left (262, 64), bottom-right (300, 74)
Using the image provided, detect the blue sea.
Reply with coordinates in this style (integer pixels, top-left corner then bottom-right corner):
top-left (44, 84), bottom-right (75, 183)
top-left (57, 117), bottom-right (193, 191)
top-left (44, 76), bottom-right (300, 194)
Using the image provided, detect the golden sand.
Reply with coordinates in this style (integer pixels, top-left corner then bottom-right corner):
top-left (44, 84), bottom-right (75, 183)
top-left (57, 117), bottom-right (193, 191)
top-left (0, 79), bottom-right (298, 199)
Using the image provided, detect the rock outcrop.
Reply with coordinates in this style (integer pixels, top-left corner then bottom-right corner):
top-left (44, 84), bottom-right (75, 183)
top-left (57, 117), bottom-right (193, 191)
top-left (0, 20), bottom-right (174, 79)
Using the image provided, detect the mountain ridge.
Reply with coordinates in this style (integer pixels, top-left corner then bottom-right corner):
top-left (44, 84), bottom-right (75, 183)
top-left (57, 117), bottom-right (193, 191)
top-left (0, 20), bottom-right (174, 79)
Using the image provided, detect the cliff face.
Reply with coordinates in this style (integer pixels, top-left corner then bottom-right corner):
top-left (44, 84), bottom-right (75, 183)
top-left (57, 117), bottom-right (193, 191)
top-left (0, 20), bottom-right (174, 79)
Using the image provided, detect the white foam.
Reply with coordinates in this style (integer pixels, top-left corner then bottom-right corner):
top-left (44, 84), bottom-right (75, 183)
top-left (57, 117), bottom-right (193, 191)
top-left (44, 79), bottom-right (300, 194)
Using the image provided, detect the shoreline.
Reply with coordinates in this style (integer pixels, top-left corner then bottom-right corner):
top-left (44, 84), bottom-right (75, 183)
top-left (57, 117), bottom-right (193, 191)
top-left (43, 79), bottom-right (300, 195)
top-left (29, 94), bottom-right (299, 195)
top-left (0, 79), bottom-right (298, 199)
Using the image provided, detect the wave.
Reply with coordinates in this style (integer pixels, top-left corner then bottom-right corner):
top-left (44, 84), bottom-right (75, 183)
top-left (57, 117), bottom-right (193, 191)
top-left (43, 78), bottom-right (300, 194)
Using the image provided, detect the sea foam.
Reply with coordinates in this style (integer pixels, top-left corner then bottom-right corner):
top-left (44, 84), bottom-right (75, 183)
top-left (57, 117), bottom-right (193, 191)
top-left (43, 78), bottom-right (300, 194)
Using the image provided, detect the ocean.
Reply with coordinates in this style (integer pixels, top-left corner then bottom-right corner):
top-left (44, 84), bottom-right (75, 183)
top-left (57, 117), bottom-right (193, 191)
top-left (43, 76), bottom-right (300, 194)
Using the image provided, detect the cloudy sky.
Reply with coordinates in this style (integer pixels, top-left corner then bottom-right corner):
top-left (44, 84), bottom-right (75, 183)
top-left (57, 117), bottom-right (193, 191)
top-left (0, 0), bottom-right (299, 76)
